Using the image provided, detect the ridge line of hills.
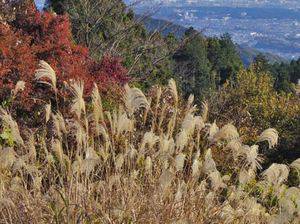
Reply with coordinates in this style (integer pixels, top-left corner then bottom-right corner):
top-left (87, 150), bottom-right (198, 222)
top-left (141, 16), bottom-right (287, 66)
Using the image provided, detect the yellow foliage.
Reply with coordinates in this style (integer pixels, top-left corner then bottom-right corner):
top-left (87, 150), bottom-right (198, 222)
top-left (211, 68), bottom-right (300, 148)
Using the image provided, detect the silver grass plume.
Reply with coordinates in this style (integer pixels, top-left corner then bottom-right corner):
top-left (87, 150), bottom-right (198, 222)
top-left (34, 60), bottom-right (57, 92)
top-left (194, 116), bottom-right (205, 131)
top-left (185, 94), bottom-right (197, 115)
top-left (208, 121), bottom-right (219, 141)
top-left (290, 158), bottom-right (300, 171)
top-left (192, 157), bottom-right (202, 178)
top-left (70, 81), bottom-right (86, 119)
top-left (140, 131), bottom-right (159, 152)
top-left (244, 145), bottom-right (263, 171)
top-left (181, 112), bottom-right (197, 136)
top-left (212, 124), bottom-right (239, 142)
top-left (159, 169), bottom-right (174, 191)
top-left (226, 139), bottom-right (243, 160)
top-left (175, 181), bottom-right (187, 203)
top-left (145, 156), bottom-right (152, 173)
top-left (124, 84), bottom-right (149, 114)
top-left (220, 202), bottom-right (235, 224)
top-left (277, 187), bottom-right (300, 221)
top-left (239, 168), bottom-right (255, 185)
top-left (92, 84), bottom-right (104, 125)
top-left (0, 107), bottom-right (24, 146)
top-left (175, 153), bottom-right (186, 172)
top-left (208, 170), bottom-right (226, 191)
top-left (52, 138), bottom-right (65, 168)
top-left (258, 128), bottom-right (279, 149)
top-left (12, 80), bottom-right (26, 97)
top-left (115, 154), bottom-right (124, 171)
top-left (168, 79), bottom-right (178, 107)
top-left (201, 101), bottom-right (209, 122)
top-left (52, 112), bottom-right (67, 139)
top-left (0, 147), bottom-right (16, 169)
top-left (203, 148), bottom-right (217, 174)
top-left (116, 112), bottom-right (134, 137)
top-left (45, 103), bottom-right (51, 123)
top-left (27, 134), bottom-right (36, 162)
top-left (159, 135), bottom-right (175, 154)
top-left (262, 163), bottom-right (289, 186)
top-left (176, 129), bottom-right (189, 151)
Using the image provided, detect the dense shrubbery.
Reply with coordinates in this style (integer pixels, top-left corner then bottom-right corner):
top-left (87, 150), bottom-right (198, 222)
top-left (210, 67), bottom-right (300, 164)
top-left (0, 2), bottom-right (128, 113)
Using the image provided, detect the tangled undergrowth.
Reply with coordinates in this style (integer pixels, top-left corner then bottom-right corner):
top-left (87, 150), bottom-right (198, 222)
top-left (0, 62), bottom-right (299, 223)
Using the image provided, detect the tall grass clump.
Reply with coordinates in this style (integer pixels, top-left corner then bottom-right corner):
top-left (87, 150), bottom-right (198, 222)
top-left (0, 64), bottom-right (299, 223)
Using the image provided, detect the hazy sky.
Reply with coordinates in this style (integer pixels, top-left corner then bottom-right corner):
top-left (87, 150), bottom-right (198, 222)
top-left (35, 0), bottom-right (300, 9)
top-left (34, 0), bottom-right (46, 10)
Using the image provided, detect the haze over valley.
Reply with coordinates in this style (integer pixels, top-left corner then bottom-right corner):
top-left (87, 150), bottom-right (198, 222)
top-left (130, 0), bottom-right (300, 59)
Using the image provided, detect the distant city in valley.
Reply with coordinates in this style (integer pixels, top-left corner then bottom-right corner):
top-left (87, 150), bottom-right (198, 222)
top-left (131, 0), bottom-right (300, 59)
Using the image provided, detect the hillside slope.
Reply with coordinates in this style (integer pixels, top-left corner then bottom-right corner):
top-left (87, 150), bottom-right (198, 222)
top-left (141, 16), bottom-right (286, 66)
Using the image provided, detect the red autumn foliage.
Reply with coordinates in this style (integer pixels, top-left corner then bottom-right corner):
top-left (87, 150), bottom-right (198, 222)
top-left (0, 3), bottom-right (128, 109)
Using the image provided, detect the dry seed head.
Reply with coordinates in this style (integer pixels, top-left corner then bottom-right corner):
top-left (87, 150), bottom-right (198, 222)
top-left (45, 104), bottom-right (51, 123)
top-left (208, 121), bottom-right (219, 141)
top-left (52, 138), bottom-right (65, 167)
top-left (155, 86), bottom-right (162, 105)
top-left (0, 107), bottom-right (24, 145)
top-left (72, 120), bottom-right (86, 150)
top-left (175, 181), bottom-right (187, 203)
top-left (194, 116), bottom-right (205, 131)
top-left (258, 128), bottom-right (279, 149)
top-left (92, 83), bottom-right (104, 124)
top-left (124, 84), bottom-right (149, 114)
top-left (52, 112), bottom-right (67, 138)
top-left (203, 148), bottom-right (217, 174)
top-left (27, 134), bottom-right (36, 162)
top-left (290, 158), bottom-right (300, 170)
top-left (187, 94), bottom-right (194, 107)
top-left (201, 101), bottom-right (209, 122)
top-left (159, 169), bottom-right (174, 191)
top-left (70, 81), bottom-right (86, 118)
top-left (262, 163), bottom-right (289, 186)
top-left (244, 145), bottom-right (263, 171)
top-left (116, 113), bottom-right (134, 136)
top-left (35, 60), bottom-right (57, 92)
top-left (208, 171), bottom-right (226, 191)
top-left (13, 80), bottom-right (26, 96)
top-left (192, 158), bottom-right (201, 178)
top-left (175, 153), bottom-right (186, 172)
top-left (0, 147), bottom-right (16, 169)
top-left (140, 131), bottom-right (159, 151)
top-left (220, 203), bottom-right (235, 224)
top-left (185, 94), bottom-right (196, 115)
top-left (239, 168), bottom-right (255, 185)
top-left (181, 112), bottom-right (197, 135)
top-left (213, 124), bottom-right (239, 142)
top-left (115, 154), bottom-right (124, 171)
top-left (176, 130), bottom-right (189, 151)
top-left (145, 156), bottom-right (152, 173)
top-left (226, 139), bottom-right (243, 159)
top-left (168, 79), bottom-right (178, 106)
top-left (159, 135), bottom-right (175, 154)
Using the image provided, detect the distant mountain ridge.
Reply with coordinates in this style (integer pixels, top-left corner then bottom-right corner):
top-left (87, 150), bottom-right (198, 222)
top-left (141, 16), bottom-right (286, 66)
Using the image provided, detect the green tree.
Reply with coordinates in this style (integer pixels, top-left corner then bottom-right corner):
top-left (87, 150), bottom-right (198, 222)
top-left (207, 33), bottom-right (243, 85)
top-left (47, 0), bottom-right (176, 90)
top-left (174, 28), bottom-right (214, 100)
